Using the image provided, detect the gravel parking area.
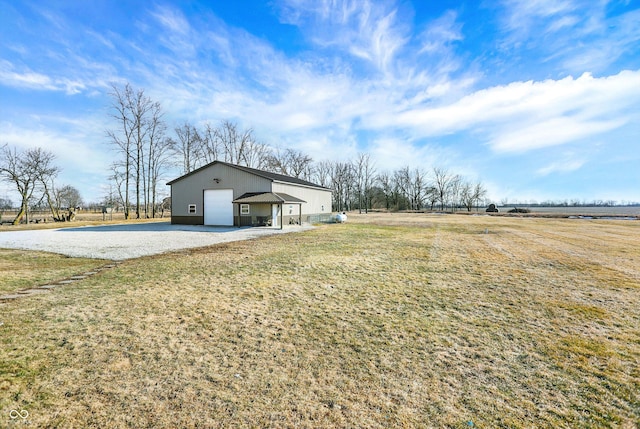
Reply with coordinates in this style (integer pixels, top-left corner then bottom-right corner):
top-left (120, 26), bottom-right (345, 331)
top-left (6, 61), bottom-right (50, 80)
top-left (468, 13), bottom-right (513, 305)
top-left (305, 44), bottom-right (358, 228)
top-left (0, 222), bottom-right (313, 260)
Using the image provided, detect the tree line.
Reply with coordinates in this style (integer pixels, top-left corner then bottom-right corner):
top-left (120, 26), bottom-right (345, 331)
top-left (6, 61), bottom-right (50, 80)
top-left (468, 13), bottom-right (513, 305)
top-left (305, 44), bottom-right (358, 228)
top-left (0, 145), bottom-right (83, 224)
top-left (2, 81), bottom-right (488, 224)
top-left (313, 157), bottom-right (487, 214)
top-left (105, 83), bottom-right (488, 215)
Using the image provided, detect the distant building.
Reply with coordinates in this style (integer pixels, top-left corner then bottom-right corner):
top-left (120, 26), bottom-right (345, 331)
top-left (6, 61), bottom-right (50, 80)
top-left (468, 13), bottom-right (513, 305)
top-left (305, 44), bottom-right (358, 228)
top-left (167, 161), bottom-right (332, 227)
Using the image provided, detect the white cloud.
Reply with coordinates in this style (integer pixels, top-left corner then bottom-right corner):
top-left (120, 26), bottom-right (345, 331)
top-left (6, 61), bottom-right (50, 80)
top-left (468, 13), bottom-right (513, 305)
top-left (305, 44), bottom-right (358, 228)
top-left (134, 4), bottom-right (638, 172)
top-left (276, 0), bottom-right (408, 73)
top-left (368, 137), bottom-right (450, 172)
top-left (149, 5), bottom-right (196, 57)
top-left (0, 60), bottom-right (56, 90)
top-left (536, 158), bottom-right (585, 176)
top-left (491, 116), bottom-right (625, 152)
top-left (495, 0), bottom-right (640, 74)
top-left (0, 120), bottom-right (109, 168)
top-left (391, 70), bottom-right (640, 152)
top-left (0, 62), bottom-right (88, 95)
top-left (499, 0), bottom-right (577, 36)
top-left (418, 10), bottom-right (463, 55)
top-left (151, 5), bottom-right (191, 35)
top-left (561, 8), bottom-right (640, 72)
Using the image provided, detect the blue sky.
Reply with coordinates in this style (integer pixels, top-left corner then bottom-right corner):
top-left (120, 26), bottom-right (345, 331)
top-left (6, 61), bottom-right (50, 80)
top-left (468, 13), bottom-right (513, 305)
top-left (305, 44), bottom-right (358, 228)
top-left (1, 0), bottom-right (639, 204)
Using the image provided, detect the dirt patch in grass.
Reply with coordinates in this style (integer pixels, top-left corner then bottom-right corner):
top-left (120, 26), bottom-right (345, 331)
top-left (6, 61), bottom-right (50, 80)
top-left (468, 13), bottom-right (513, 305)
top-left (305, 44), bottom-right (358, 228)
top-left (0, 249), bottom-right (108, 295)
top-left (0, 213), bottom-right (638, 428)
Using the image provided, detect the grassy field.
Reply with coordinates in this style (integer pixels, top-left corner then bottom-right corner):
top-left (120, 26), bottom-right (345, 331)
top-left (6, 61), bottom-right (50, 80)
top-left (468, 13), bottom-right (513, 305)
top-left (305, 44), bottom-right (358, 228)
top-left (0, 250), bottom-right (107, 295)
top-left (0, 212), bottom-right (168, 232)
top-left (1, 213), bottom-right (638, 428)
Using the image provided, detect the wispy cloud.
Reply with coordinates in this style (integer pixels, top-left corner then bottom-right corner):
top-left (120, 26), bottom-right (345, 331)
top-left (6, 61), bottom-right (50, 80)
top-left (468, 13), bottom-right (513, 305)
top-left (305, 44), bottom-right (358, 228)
top-left (560, 8), bottom-right (640, 72)
top-left (0, 60), bottom-right (88, 94)
top-left (276, 0), bottom-right (409, 73)
top-left (151, 5), bottom-right (190, 34)
top-left (418, 10), bottom-right (463, 55)
top-left (0, 61), bottom-right (55, 90)
top-left (499, 0), bottom-right (578, 38)
top-left (537, 158), bottom-right (585, 176)
top-left (149, 5), bottom-right (196, 57)
top-left (495, 0), bottom-right (640, 74)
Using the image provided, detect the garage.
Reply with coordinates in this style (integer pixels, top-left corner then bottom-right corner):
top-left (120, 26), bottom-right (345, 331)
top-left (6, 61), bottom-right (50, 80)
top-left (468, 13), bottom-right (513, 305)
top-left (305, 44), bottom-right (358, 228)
top-left (168, 161), bottom-right (332, 226)
top-left (204, 189), bottom-right (233, 226)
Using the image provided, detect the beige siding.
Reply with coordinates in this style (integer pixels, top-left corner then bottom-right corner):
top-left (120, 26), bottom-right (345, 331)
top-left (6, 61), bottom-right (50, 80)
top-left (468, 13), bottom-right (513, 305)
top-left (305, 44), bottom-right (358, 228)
top-left (272, 182), bottom-right (332, 215)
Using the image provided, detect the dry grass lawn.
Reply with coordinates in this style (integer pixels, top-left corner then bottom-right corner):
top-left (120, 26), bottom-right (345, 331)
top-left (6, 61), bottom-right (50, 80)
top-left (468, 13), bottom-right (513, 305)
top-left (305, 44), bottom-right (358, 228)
top-left (0, 213), bottom-right (168, 232)
top-left (1, 213), bottom-right (638, 428)
top-left (0, 250), bottom-right (107, 295)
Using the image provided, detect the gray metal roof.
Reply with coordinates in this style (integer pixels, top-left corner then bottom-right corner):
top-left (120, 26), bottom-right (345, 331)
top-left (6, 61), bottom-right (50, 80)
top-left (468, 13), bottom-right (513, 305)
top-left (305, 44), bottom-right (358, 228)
top-left (167, 160), bottom-right (330, 190)
top-left (233, 192), bottom-right (306, 204)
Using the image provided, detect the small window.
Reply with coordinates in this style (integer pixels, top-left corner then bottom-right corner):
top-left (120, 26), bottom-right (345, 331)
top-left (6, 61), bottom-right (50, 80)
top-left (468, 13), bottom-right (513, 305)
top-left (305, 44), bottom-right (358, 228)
top-left (188, 204), bottom-right (196, 214)
top-left (240, 204), bottom-right (250, 215)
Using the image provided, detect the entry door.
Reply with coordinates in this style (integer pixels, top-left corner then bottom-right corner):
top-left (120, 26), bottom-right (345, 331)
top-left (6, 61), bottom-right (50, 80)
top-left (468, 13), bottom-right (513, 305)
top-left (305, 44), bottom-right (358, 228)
top-left (271, 204), bottom-right (280, 227)
top-left (204, 189), bottom-right (233, 226)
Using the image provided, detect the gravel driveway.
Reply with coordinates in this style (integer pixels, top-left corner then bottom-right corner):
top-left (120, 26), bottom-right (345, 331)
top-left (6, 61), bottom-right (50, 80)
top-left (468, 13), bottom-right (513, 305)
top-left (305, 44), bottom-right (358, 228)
top-left (0, 222), bottom-right (313, 260)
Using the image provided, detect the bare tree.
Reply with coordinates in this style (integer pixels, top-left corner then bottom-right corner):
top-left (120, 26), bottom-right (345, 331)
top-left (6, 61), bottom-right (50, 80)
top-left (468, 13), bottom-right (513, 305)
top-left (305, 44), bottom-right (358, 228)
top-left (109, 162), bottom-right (127, 214)
top-left (58, 185), bottom-right (83, 209)
top-left (45, 184), bottom-right (83, 221)
top-left (460, 181), bottom-right (474, 212)
top-left (393, 167), bottom-right (411, 210)
top-left (408, 167), bottom-right (427, 210)
top-left (267, 148), bottom-right (313, 178)
top-left (473, 181), bottom-right (487, 211)
top-left (265, 147), bottom-right (288, 175)
top-left (433, 167), bottom-right (455, 211)
top-left (107, 82), bottom-right (164, 219)
top-left (144, 102), bottom-right (170, 218)
top-left (0, 145), bottom-right (58, 224)
top-left (353, 153), bottom-right (376, 213)
top-left (313, 160), bottom-right (333, 189)
top-left (241, 139), bottom-right (271, 170)
top-left (377, 171), bottom-right (393, 210)
top-left (201, 122), bottom-right (222, 165)
top-left (147, 136), bottom-right (172, 218)
top-left (330, 161), bottom-right (354, 212)
top-left (130, 88), bottom-right (153, 219)
top-left (37, 158), bottom-right (63, 221)
top-left (448, 174), bottom-right (462, 211)
top-left (213, 120), bottom-right (250, 165)
top-left (195, 120), bottom-right (271, 169)
top-left (171, 121), bottom-right (203, 175)
top-left (288, 149), bottom-right (314, 179)
top-left (107, 83), bottom-right (135, 219)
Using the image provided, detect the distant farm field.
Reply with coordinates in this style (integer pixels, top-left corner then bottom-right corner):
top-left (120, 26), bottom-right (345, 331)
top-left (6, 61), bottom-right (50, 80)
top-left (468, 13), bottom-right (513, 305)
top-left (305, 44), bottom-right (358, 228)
top-left (1, 213), bottom-right (638, 428)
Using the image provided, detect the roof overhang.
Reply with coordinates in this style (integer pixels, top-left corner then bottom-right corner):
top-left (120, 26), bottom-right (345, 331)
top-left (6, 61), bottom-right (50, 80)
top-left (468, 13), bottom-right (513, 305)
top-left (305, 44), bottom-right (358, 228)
top-left (233, 192), bottom-right (306, 204)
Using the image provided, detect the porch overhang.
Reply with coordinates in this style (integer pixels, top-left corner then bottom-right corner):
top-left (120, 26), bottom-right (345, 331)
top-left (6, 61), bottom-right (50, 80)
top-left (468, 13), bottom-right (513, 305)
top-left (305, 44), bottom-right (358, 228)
top-left (233, 192), bottom-right (305, 229)
top-left (233, 192), bottom-right (306, 204)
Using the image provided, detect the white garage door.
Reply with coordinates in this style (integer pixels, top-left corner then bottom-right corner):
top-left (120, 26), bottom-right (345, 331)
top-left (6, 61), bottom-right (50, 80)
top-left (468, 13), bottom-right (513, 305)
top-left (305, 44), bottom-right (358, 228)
top-left (204, 189), bottom-right (234, 226)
